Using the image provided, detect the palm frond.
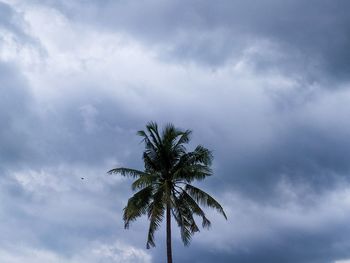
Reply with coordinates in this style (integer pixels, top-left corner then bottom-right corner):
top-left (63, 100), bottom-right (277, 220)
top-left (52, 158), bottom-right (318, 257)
top-left (179, 190), bottom-right (211, 229)
top-left (146, 185), bottom-right (165, 248)
top-left (132, 174), bottom-right (159, 191)
top-left (143, 151), bottom-right (161, 172)
top-left (162, 124), bottom-right (188, 153)
top-left (108, 167), bottom-right (146, 178)
top-left (146, 121), bottom-right (162, 148)
top-left (162, 123), bottom-right (177, 143)
top-left (173, 163), bottom-right (212, 183)
top-left (185, 184), bottom-right (227, 220)
top-left (173, 145), bottom-right (213, 173)
top-left (171, 194), bottom-right (199, 245)
top-left (172, 129), bottom-right (191, 152)
top-left (192, 145), bottom-right (213, 165)
top-left (123, 186), bottom-right (153, 228)
top-left (137, 130), bottom-right (159, 154)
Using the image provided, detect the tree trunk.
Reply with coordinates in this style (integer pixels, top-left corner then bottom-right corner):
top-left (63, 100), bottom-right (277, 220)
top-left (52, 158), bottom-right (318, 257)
top-left (166, 202), bottom-right (173, 263)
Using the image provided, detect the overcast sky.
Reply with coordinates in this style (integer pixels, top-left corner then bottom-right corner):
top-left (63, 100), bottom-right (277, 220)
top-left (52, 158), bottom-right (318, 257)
top-left (1, 0), bottom-right (350, 262)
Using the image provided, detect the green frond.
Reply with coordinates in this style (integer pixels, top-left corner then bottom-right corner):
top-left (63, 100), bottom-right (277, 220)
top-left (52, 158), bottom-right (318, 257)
top-left (137, 130), bottom-right (159, 155)
top-left (162, 124), bottom-right (188, 152)
top-left (108, 167), bottom-right (146, 178)
top-left (162, 123), bottom-right (177, 142)
top-left (173, 163), bottom-right (212, 183)
top-left (173, 145), bottom-right (213, 173)
top-left (173, 129), bottom-right (192, 148)
top-left (123, 186), bottom-right (153, 228)
top-left (179, 190), bottom-right (211, 229)
top-left (143, 151), bottom-right (161, 172)
top-left (185, 184), bottom-right (227, 220)
top-left (171, 194), bottom-right (199, 246)
top-left (146, 185), bottom-right (165, 249)
top-left (146, 203), bottom-right (164, 248)
top-left (145, 121), bottom-right (162, 148)
top-left (192, 145), bottom-right (213, 165)
top-left (131, 174), bottom-right (159, 191)
top-left (180, 222), bottom-right (195, 246)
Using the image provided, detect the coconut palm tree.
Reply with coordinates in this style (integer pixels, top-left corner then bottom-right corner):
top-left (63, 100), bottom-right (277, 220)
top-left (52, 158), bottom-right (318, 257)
top-left (108, 122), bottom-right (227, 263)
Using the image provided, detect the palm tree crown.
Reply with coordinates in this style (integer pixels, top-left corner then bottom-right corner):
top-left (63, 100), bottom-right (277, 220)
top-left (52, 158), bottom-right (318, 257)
top-left (108, 122), bottom-right (227, 262)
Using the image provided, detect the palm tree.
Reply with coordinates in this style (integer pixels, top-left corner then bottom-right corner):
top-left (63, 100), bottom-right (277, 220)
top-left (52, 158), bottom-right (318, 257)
top-left (108, 122), bottom-right (227, 263)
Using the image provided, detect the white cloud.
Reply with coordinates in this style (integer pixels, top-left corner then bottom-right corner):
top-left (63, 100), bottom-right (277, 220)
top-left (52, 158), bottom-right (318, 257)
top-left (0, 241), bottom-right (151, 263)
top-left (92, 242), bottom-right (152, 263)
top-left (79, 104), bottom-right (99, 133)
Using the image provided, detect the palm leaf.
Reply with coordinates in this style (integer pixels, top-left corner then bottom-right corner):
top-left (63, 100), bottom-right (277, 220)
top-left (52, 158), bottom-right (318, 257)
top-left (123, 186), bottom-right (153, 228)
top-left (173, 129), bottom-right (191, 150)
top-left (185, 184), bottom-right (227, 220)
top-left (146, 185), bottom-right (165, 248)
top-left (145, 121), bottom-right (162, 148)
top-left (171, 193), bottom-right (199, 245)
top-left (173, 163), bottom-right (212, 182)
top-left (108, 167), bottom-right (145, 178)
top-left (179, 190), bottom-right (211, 228)
top-left (132, 174), bottom-right (159, 191)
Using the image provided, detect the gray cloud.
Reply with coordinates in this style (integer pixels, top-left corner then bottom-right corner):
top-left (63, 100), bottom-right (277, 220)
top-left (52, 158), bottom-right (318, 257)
top-left (29, 0), bottom-right (350, 82)
top-left (0, 62), bottom-right (36, 167)
top-left (1, 1), bottom-right (350, 263)
top-left (0, 1), bottom-right (27, 40)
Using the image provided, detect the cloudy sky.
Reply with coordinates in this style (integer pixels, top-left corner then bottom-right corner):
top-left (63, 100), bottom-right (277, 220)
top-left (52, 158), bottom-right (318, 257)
top-left (1, 0), bottom-right (350, 262)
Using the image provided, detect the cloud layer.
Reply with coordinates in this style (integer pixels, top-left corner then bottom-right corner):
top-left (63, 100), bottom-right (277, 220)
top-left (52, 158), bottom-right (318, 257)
top-left (1, 1), bottom-right (350, 262)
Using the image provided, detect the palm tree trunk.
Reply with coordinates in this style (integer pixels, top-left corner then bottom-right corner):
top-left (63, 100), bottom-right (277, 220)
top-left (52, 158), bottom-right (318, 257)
top-left (166, 202), bottom-right (173, 263)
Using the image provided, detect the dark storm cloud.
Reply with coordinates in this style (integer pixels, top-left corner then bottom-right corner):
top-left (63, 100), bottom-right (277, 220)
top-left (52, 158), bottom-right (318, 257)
top-left (172, 226), bottom-right (350, 263)
top-left (0, 51), bottom-right (141, 169)
top-left (0, 61), bottom-right (137, 170)
top-left (33, 0), bottom-right (350, 81)
top-left (148, 196), bottom-right (350, 263)
top-left (212, 115), bottom-right (350, 200)
top-left (29, 96), bottom-right (141, 167)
